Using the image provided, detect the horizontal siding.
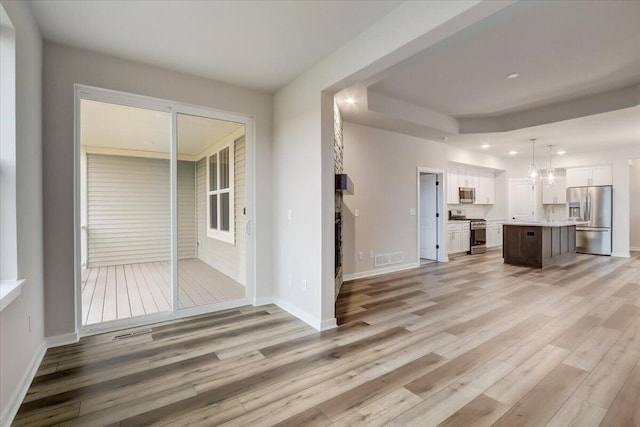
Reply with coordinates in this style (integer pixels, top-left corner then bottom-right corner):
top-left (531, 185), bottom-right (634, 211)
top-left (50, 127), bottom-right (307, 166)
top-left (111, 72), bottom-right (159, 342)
top-left (87, 154), bottom-right (196, 267)
top-left (196, 137), bottom-right (246, 285)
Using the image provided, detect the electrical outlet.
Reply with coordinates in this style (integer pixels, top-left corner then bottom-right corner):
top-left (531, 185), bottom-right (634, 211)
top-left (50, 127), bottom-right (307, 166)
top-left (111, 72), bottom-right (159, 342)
top-left (301, 279), bottom-right (307, 291)
top-left (409, 208), bottom-right (416, 216)
top-left (370, 250), bottom-right (374, 259)
top-left (287, 209), bottom-right (293, 220)
top-left (359, 251), bottom-right (364, 260)
top-left (354, 209), bottom-right (360, 217)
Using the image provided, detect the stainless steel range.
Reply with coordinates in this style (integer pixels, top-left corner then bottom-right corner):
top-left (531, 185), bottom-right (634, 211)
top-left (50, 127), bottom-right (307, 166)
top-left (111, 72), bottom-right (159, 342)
top-left (449, 209), bottom-right (486, 255)
top-left (469, 219), bottom-right (487, 254)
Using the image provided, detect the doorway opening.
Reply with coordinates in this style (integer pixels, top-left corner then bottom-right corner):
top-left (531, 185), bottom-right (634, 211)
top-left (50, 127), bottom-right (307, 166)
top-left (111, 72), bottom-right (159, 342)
top-left (76, 87), bottom-right (252, 333)
top-left (417, 168), bottom-right (445, 263)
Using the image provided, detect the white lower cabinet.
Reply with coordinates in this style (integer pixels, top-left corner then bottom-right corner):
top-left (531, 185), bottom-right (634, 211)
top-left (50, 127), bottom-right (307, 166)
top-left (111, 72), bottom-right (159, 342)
top-left (486, 221), bottom-right (503, 248)
top-left (447, 222), bottom-right (470, 255)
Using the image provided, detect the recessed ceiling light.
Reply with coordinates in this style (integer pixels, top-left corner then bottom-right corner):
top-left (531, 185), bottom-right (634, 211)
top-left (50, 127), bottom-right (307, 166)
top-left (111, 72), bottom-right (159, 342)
top-left (506, 72), bottom-right (520, 79)
top-left (481, 144), bottom-right (490, 149)
top-left (557, 150), bottom-right (566, 155)
top-left (509, 150), bottom-right (517, 156)
top-left (345, 97), bottom-right (356, 105)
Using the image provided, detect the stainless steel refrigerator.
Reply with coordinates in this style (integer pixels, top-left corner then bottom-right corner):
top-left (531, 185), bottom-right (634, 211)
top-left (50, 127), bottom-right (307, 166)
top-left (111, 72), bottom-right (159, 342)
top-left (567, 185), bottom-right (612, 255)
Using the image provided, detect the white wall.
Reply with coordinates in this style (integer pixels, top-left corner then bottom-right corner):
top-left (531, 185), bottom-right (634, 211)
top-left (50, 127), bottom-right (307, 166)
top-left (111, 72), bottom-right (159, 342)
top-left (0, 0), bottom-right (44, 424)
top-left (630, 158), bottom-right (640, 250)
top-left (273, 1), bottom-right (503, 329)
top-left (42, 42), bottom-right (273, 338)
top-left (505, 145), bottom-right (640, 257)
top-left (196, 137), bottom-right (246, 285)
top-left (342, 122), bottom-right (449, 277)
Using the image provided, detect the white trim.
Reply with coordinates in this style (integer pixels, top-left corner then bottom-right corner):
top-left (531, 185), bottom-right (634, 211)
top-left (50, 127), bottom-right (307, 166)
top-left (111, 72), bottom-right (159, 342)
top-left (0, 279), bottom-right (24, 311)
top-left (320, 318), bottom-right (338, 331)
top-left (416, 167), bottom-right (446, 264)
top-left (0, 341), bottom-right (46, 427)
top-left (205, 142), bottom-right (235, 244)
top-left (611, 251), bottom-right (631, 258)
top-left (271, 297), bottom-right (325, 331)
top-left (83, 145), bottom-right (198, 162)
top-left (343, 262), bottom-right (420, 282)
top-left (629, 246), bottom-right (640, 251)
top-left (253, 296), bottom-right (276, 306)
top-left (46, 331), bottom-right (80, 348)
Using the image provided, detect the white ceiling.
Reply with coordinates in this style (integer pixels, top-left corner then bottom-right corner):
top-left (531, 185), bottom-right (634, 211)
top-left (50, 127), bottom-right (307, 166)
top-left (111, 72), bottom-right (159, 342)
top-left (81, 99), bottom-right (243, 156)
top-left (28, 0), bottom-right (401, 92)
top-left (445, 105), bottom-right (640, 158)
top-left (371, 1), bottom-right (640, 118)
top-left (338, 1), bottom-right (640, 157)
top-left (29, 1), bottom-right (640, 158)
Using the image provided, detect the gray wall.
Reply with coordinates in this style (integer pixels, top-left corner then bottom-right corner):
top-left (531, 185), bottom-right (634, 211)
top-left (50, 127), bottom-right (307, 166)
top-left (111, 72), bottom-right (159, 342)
top-left (43, 42), bottom-right (273, 337)
top-left (196, 137), bottom-right (246, 284)
top-left (631, 158), bottom-right (640, 250)
top-left (0, 0), bottom-right (44, 421)
top-left (342, 122), bottom-right (449, 277)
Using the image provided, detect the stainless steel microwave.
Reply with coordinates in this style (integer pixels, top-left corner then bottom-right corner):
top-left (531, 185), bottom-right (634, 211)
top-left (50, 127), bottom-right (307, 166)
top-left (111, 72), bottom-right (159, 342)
top-left (459, 187), bottom-right (475, 204)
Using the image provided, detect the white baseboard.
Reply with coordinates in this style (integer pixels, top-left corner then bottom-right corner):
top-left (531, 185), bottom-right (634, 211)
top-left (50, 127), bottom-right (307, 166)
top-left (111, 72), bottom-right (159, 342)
top-left (320, 317), bottom-right (337, 331)
top-left (611, 251), bottom-right (631, 258)
top-left (270, 297), bottom-right (326, 331)
top-left (46, 331), bottom-right (79, 348)
top-left (257, 296), bottom-right (335, 330)
top-left (0, 341), bottom-right (47, 426)
top-left (343, 262), bottom-right (420, 282)
top-left (253, 296), bottom-right (276, 306)
top-left (630, 246), bottom-right (640, 252)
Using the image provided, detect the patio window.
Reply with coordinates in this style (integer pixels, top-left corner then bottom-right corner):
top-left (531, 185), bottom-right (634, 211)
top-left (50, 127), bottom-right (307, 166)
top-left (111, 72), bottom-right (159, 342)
top-left (206, 143), bottom-right (234, 244)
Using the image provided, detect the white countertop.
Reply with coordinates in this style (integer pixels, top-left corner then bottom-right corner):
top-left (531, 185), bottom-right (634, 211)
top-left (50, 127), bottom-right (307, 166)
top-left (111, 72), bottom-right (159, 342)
top-left (504, 220), bottom-right (588, 227)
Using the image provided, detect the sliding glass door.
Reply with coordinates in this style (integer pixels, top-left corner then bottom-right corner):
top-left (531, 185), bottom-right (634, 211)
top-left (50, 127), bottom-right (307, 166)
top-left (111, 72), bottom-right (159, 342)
top-left (176, 113), bottom-right (247, 312)
top-left (77, 87), bottom-right (251, 333)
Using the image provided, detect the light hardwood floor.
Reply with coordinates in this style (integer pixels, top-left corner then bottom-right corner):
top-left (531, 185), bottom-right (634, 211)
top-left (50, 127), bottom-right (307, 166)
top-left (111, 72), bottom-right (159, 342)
top-left (16, 249), bottom-right (640, 426)
top-left (82, 259), bottom-right (245, 325)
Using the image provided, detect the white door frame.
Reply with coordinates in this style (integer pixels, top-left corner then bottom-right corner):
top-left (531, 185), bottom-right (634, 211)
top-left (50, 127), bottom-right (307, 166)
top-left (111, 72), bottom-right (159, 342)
top-left (74, 84), bottom-right (256, 336)
top-left (416, 167), bottom-right (446, 263)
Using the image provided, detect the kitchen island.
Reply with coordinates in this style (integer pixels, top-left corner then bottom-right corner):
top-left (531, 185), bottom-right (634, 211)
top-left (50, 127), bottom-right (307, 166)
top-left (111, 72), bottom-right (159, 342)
top-left (503, 220), bottom-right (586, 268)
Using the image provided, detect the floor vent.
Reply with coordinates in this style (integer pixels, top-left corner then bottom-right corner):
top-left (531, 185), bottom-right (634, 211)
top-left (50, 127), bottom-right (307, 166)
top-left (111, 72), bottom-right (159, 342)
top-left (374, 252), bottom-right (403, 267)
top-left (113, 328), bottom-right (152, 340)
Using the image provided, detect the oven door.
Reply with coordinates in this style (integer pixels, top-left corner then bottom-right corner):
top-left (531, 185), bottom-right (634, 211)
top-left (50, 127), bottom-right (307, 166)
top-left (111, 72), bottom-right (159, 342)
top-left (470, 227), bottom-right (486, 254)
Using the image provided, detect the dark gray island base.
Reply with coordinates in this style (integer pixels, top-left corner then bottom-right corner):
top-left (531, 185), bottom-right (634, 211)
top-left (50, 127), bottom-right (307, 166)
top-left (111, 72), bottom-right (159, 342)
top-left (503, 223), bottom-right (578, 268)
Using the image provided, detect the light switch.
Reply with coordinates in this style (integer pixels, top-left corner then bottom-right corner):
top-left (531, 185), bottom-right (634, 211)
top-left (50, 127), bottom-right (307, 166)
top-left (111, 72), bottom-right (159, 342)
top-left (287, 209), bottom-right (292, 220)
top-left (410, 208), bottom-right (416, 216)
top-left (354, 209), bottom-right (360, 217)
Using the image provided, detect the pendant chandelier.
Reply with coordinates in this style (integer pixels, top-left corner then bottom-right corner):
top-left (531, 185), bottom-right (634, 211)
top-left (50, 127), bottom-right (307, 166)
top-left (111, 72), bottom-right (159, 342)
top-left (544, 145), bottom-right (556, 185)
top-left (527, 138), bottom-right (539, 185)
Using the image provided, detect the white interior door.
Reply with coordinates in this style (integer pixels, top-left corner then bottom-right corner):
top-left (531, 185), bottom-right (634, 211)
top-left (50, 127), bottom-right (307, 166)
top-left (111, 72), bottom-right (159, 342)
top-left (509, 178), bottom-right (536, 220)
top-left (420, 174), bottom-right (437, 260)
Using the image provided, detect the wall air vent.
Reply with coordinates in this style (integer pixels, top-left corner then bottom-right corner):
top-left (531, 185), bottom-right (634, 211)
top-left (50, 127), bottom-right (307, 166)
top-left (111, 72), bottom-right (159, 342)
top-left (374, 251), bottom-right (403, 267)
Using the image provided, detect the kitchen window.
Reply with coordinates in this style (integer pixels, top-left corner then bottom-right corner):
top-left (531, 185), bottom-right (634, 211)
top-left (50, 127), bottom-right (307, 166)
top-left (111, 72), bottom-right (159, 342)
top-left (206, 144), bottom-right (235, 244)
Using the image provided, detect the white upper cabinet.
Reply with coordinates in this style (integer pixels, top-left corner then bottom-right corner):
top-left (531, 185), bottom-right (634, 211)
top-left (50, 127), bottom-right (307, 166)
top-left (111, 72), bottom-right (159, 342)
top-left (566, 165), bottom-right (612, 187)
top-left (542, 176), bottom-right (567, 204)
top-left (475, 170), bottom-right (495, 205)
top-left (447, 165), bottom-right (495, 205)
top-left (447, 166), bottom-right (459, 204)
